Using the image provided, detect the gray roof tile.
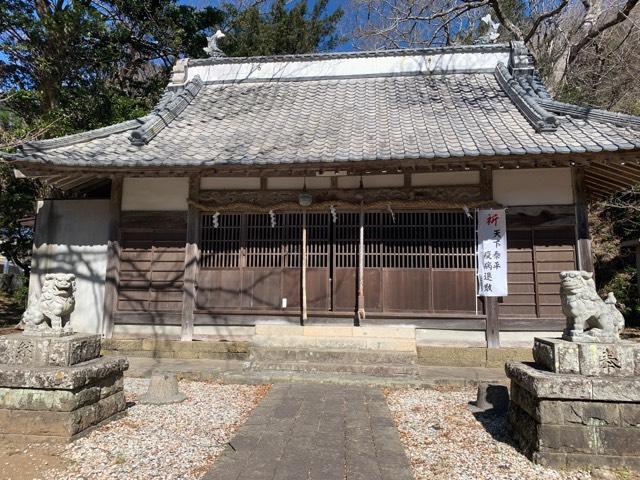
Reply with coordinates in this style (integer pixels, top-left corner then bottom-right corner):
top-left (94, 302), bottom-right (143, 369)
top-left (8, 65), bottom-right (640, 169)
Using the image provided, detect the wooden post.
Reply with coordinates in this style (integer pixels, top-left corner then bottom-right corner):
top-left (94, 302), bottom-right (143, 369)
top-left (102, 176), bottom-right (123, 339)
top-left (485, 297), bottom-right (500, 348)
top-left (301, 210), bottom-right (308, 325)
top-left (573, 167), bottom-right (594, 272)
top-left (181, 176), bottom-right (200, 341)
top-left (356, 206), bottom-right (365, 325)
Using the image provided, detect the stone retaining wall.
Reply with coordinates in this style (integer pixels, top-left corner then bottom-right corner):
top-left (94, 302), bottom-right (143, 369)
top-left (507, 362), bottom-right (640, 470)
top-left (102, 339), bottom-right (250, 360)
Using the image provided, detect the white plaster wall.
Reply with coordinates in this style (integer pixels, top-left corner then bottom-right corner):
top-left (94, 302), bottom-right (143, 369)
top-left (28, 200), bottom-right (110, 335)
top-left (412, 171), bottom-right (480, 186)
top-left (492, 168), bottom-right (573, 206)
top-left (122, 177), bottom-right (189, 211)
top-left (201, 177), bottom-right (260, 190)
top-left (267, 177), bottom-right (331, 190)
top-left (186, 51), bottom-right (510, 84)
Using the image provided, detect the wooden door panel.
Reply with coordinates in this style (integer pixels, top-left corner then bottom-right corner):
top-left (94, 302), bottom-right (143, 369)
top-left (242, 269), bottom-right (281, 310)
top-left (364, 269), bottom-right (382, 311)
top-left (333, 269), bottom-right (356, 312)
top-left (432, 270), bottom-right (476, 312)
top-left (307, 268), bottom-right (330, 311)
top-left (281, 268), bottom-right (301, 310)
top-left (382, 270), bottom-right (431, 312)
top-left (196, 269), bottom-right (242, 310)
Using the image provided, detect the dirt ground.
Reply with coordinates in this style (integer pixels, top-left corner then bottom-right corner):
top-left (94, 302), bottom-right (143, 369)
top-left (0, 439), bottom-right (69, 480)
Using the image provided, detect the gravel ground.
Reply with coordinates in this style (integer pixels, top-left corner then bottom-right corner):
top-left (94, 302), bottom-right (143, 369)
top-left (46, 378), bottom-right (270, 480)
top-left (385, 386), bottom-right (595, 480)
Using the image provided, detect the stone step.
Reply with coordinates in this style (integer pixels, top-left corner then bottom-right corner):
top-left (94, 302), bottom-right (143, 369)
top-left (249, 346), bottom-right (417, 365)
top-left (249, 360), bottom-right (419, 377)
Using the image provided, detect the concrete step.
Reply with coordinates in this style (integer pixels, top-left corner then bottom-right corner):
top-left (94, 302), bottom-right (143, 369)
top-left (249, 346), bottom-right (417, 365)
top-left (249, 360), bottom-right (419, 377)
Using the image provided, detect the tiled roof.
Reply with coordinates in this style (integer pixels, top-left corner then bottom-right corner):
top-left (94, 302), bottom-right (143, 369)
top-left (5, 42), bottom-right (639, 171)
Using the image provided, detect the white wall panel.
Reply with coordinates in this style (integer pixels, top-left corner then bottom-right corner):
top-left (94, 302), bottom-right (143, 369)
top-left (493, 168), bottom-right (573, 206)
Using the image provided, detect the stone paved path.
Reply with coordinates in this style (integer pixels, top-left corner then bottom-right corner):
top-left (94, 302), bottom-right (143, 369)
top-left (203, 383), bottom-right (414, 480)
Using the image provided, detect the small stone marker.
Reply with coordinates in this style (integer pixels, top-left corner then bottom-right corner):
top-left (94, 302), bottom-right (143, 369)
top-left (470, 383), bottom-right (509, 413)
top-left (139, 372), bottom-right (187, 404)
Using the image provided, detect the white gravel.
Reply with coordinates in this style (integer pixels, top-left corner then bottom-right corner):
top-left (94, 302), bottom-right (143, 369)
top-left (384, 386), bottom-right (593, 480)
top-left (46, 378), bottom-right (269, 480)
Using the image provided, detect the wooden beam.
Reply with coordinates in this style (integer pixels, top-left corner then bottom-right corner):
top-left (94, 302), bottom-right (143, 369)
top-left (485, 297), bottom-right (500, 348)
top-left (180, 175), bottom-right (200, 341)
top-left (102, 176), bottom-right (123, 339)
top-left (573, 167), bottom-right (594, 272)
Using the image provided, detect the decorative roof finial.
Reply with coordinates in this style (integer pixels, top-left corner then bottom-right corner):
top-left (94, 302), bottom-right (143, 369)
top-left (204, 30), bottom-right (226, 57)
top-left (475, 14), bottom-right (501, 44)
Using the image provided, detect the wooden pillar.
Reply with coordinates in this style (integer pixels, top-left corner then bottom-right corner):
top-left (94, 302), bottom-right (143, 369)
top-left (573, 167), bottom-right (594, 272)
top-left (485, 297), bottom-right (500, 348)
top-left (102, 176), bottom-right (123, 339)
top-left (301, 210), bottom-right (308, 325)
top-left (356, 206), bottom-right (365, 325)
top-left (181, 176), bottom-right (200, 341)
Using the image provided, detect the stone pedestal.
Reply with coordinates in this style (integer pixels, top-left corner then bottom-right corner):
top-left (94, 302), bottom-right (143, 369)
top-left (0, 333), bottom-right (128, 442)
top-left (506, 338), bottom-right (640, 470)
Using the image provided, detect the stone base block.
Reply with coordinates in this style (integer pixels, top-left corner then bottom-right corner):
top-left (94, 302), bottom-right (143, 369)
top-left (0, 333), bottom-right (101, 367)
top-left (506, 361), bottom-right (640, 470)
top-left (0, 355), bottom-right (128, 441)
top-left (533, 337), bottom-right (640, 376)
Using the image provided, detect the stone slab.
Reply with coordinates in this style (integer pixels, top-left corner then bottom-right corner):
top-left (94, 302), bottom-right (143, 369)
top-left (0, 356), bottom-right (128, 390)
top-left (0, 333), bottom-right (101, 367)
top-left (203, 383), bottom-right (413, 480)
top-left (0, 390), bottom-right (126, 438)
top-left (506, 361), bottom-right (640, 402)
top-left (0, 374), bottom-right (122, 412)
top-left (533, 337), bottom-right (639, 376)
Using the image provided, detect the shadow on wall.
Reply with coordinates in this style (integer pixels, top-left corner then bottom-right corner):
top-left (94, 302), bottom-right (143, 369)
top-left (29, 199), bottom-right (111, 335)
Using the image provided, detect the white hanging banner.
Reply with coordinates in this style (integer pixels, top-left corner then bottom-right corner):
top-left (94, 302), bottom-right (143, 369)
top-left (477, 209), bottom-right (508, 297)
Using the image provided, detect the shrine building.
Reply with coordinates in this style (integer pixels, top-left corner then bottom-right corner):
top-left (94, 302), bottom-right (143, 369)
top-left (4, 41), bottom-right (640, 354)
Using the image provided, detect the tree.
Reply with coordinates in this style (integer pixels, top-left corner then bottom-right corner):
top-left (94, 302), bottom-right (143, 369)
top-left (0, 163), bottom-right (40, 274)
top-left (353, 0), bottom-right (640, 97)
top-left (0, 0), bottom-right (346, 278)
top-left (221, 0), bottom-right (345, 57)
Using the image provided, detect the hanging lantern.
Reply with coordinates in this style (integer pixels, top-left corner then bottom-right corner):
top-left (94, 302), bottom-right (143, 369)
top-left (269, 209), bottom-right (277, 228)
top-left (330, 205), bottom-right (338, 224)
top-left (212, 211), bottom-right (220, 228)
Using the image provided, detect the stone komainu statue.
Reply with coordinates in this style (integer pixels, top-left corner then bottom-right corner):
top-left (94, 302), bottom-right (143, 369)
top-left (560, 270), bottom-right (625, 343)
top-left (22, 273), bottom-right (76, 336)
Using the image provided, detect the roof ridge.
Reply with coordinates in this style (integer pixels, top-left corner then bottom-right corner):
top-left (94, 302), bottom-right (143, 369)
top-left (20, 118), bottom-right (146, 153)
top-left (537, 98), bottom-right (640, 131)
top-left (494, 62), bottom-right (558, 132)
top-left (187, 43), bottom-right (511, 67)
top-left (129, 75), bottom-right (204, 146)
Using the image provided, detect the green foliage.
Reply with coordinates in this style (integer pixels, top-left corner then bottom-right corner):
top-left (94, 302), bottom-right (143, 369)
top-left (11, 279), bottom-right (29, 310)
top-left (222, 0), bottom-right (344, 57)
top-left (0, 163), bottom-right (40, 274)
